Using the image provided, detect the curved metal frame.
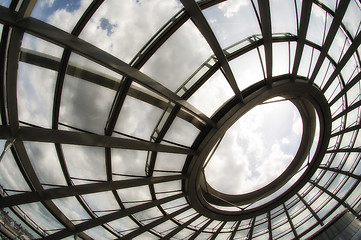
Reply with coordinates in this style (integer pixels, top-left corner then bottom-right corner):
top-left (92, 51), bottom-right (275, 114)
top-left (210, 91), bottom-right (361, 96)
top-left (0, 0), bottom-right (360, 239)
top-left (186, 79), bottom-right (332, 221)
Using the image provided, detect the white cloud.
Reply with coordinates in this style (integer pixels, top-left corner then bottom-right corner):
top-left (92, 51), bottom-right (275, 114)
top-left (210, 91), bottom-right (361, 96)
top-left (52, 196), bottom-right (91, 222)
top-left (0, 148), bottom-right (31, 193)
top-left (218, 0), bottom-right (249, 18)
top-left (79, 0), bottom-right (182, 63)
top-left (188, 70), bottom-right (234, 117)
top-left (24, 142), bottom-right (67, 187)
top-left (17, 63), bottom-right (57, 128)
top-left (40, 0), bottom-right (55, 8)
top-left (205, 100), bottom-right (303, 195)
top-left (114, 95), bottom-right (164, 140)
top-left (47, 0), bottom-right (92, 32)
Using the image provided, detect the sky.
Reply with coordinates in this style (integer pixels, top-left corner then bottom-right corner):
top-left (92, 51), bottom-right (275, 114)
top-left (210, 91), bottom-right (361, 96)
top-left (0, 0), bottom-right (360, 239)
top-left (204, 99), bottom-right (303, 195)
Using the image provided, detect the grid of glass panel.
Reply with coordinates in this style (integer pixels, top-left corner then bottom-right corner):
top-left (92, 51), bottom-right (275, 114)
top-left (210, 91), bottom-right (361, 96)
top-left (0, 0), bottom-right (360, 239)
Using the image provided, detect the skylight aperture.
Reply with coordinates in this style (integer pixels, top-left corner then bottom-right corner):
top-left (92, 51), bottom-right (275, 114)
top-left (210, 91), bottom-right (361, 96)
top-left (204, 98), bottom-right (302, 195)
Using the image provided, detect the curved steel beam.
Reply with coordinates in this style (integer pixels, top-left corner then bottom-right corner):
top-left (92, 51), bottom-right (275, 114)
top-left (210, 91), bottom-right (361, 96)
top-left (0, 174), bottom-right (185, 208)
top-left (257, 0), bottom-right (273, 85)
top-left (0, 126), bottom-right (196, 154)
top-left (292, 0), bottom-right (312, 78)
top-left (43, 193), bottom-right (185, 240)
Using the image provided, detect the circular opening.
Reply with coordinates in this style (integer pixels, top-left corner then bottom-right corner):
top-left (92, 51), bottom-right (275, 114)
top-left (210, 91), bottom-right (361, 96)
top-left (204, 97), bottom-right (303, 195)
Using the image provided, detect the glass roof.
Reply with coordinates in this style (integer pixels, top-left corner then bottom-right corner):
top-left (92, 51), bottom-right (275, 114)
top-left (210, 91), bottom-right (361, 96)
top-left (0, 0), bottom-right (360, 239)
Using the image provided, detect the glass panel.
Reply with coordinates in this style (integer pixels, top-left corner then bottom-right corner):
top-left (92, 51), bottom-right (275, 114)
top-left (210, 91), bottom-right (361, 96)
top-left (114, 93), bottom-right (164, 140)
top-left (230, 48), bottom-right (264, 90)
top-left (0, 0), bottom-right (11, 7)
top-left (273, 42), bottom-right (291, 76)
top-left (1, 207), bottom-right (43, 238)
top-left (188, 70), bottom-right (234, 117)
top-left (173, 228), bottom-right (195, 240)
top-left (277, 230), bottom-right (294, 240)
top-left (133, 231), bottom-right (158, 240)
top-left (164, 115), bottom-right (200, 147)
top-left (328, 28), bottom-right (350, 63)
top-left (342, 0), bottom-right (361, 38)
top-left (62, 145), bottom-right (107, 182)
top-left (318, 171), bottom-right (335, 187)
top-left (203, 0), bottom-right (262, 49)
top-left (152, 219), bottom-right (178, 236)
top-left (59, 73), bottom-right (116, 134)
top-left (154, 180), bottom-right (182, 194)
top-left (336, 178), bottom-right (357, 199)
top-left (52, 197), bottom-right (91, 223)
top-left (253, 221), bottom-right (268, 236)
top-left (108, 217), bottom-right (139, 236)
top-left (342, 153), bottom-right (360, 171)
top-left (154, 152), bottom-right (186, 172)
top-left (161, 197), bottom-right (188, 213)
top-left (79, 0), bottom-right (182, 63)
top-left (253, 233), bottom-right (269, 240)
top-left (84, 226), bottom-right (115, 239)
top-left (318, 0), bottom-right (338, 12)
top-left (330, 99), bottom-right (344, 121)
top-left (24, 142), bottom-right (67, 188)
top-left (270, 0), bottom-right (297, 35)
top-left (339, 132), bottom-right (354, 148)
top-left (314, 58), bottom-right (334, 88)
top-left (188, 216), bottom-right (209, 229)
top-left (324, 76), bottom-right (341, 101)
top-left (69, 52), bottom-right (125, 81)
top-left (82, 191), bottom-right (120, 215)
top-left (21, 33), bottom-right (63, 58)
top-left (31, 0), bottom-right (93, 32)
top-left (295, 214), bottom-right (317, 236)
top-left (330, 152), bottom-right (346, 168)
top-left (345, 108), bottom-right (360, 128)
top-left (346, 182), bottom-right (361, 207)
top-left (0, 148), bottom-right (31, 194)
top-left (117, 185), bottom-right (152, 207)
top-left (346, 82), bottom-right (361, 107)
top-left (297, 46), bottom-right (320, 78)
top-left (133, 206), bottom-right (163, 224)
top-left (18, 202), bottom-right (64, 232)
top-left (341, 54), bottom-right (360, 84)
top-left (112, 149), bottom-right (147, 177)
top-left (215, 232), bottom-right (231, 240)
top-left (307, 4), bottom-right (331, 47)
top-left (17, 63), bottom-right (56, 128)
top-left (173, 208), bottom-right (197, 223)
top-left (206, 220), bottom-right (222, 231)
top-left (141, 20), bottom-right (213, 92)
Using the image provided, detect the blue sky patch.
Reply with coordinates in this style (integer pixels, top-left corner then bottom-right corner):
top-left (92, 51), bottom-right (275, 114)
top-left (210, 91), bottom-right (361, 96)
top-left (32, 0), bottom-right (81, 21)
top-left (99, 18), bottom-right (117, 36)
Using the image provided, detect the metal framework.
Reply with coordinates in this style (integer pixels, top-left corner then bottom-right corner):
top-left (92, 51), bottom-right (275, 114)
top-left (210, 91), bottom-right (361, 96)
top-left (0, 0), bottom-right (360, 239)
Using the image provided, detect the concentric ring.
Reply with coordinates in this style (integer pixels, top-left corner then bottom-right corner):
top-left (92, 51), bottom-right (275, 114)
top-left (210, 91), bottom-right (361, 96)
top-left (185, 79), bottom-right (331, 221)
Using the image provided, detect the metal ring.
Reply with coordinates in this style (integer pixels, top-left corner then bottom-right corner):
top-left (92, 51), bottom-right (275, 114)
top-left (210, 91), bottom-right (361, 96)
top-left (185, 79), bottom-right (331, 221)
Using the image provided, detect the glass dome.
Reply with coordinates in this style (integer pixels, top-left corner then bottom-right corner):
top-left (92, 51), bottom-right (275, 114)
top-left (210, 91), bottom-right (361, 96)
top-left (0, 0), bottom-right (360, 239)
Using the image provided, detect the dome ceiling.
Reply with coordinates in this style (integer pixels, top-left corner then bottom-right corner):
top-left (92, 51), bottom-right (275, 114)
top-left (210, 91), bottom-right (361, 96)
top-left (0, 0), bottom-right (360, 239)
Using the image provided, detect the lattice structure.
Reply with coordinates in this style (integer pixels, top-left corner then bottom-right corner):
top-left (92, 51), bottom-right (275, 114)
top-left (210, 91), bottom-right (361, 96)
top-left (0, 0), bottom-right (360, 239)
